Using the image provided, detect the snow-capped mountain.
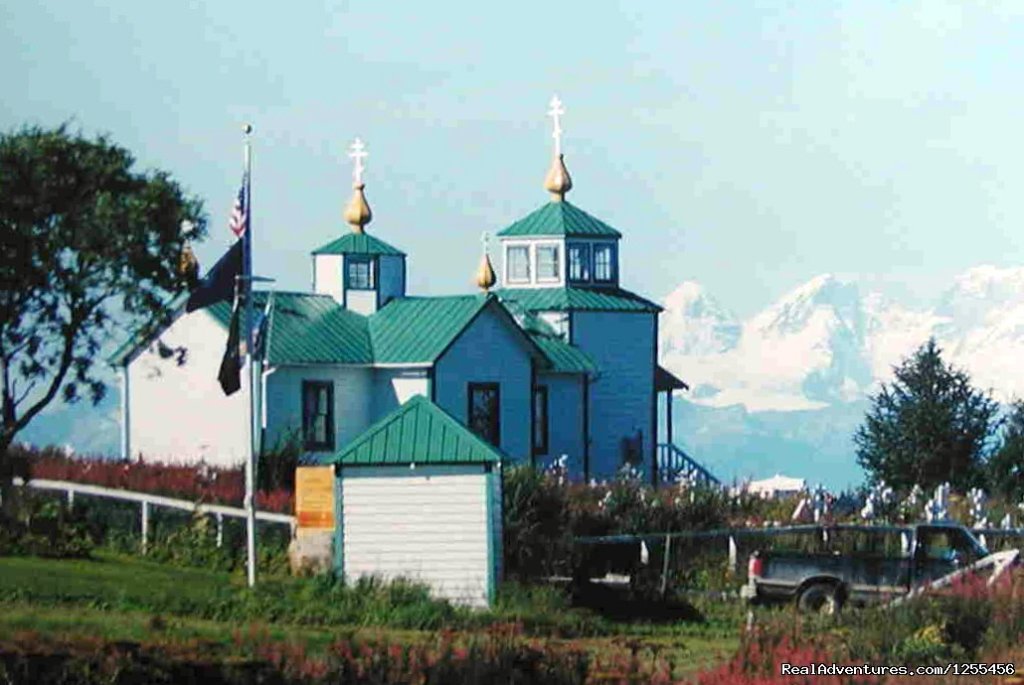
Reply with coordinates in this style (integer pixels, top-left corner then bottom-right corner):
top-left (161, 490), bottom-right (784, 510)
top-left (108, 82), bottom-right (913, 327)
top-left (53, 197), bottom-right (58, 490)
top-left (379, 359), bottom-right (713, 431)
top-left (660, 266), bottom-right (1024, 486)
top-left (661, 266), bottom-right (1024, 412)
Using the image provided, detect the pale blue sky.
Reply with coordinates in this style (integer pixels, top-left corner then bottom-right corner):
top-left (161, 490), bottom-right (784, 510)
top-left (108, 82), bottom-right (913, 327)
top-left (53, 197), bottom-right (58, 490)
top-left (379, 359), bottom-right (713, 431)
top-left (3, 1), bottom-right (1024, 316)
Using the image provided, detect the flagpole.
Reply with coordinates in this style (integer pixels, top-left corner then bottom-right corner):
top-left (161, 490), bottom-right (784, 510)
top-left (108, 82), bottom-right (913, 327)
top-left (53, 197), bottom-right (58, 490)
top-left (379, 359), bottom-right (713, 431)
top-left (242, 123), bottom-right (257, 588)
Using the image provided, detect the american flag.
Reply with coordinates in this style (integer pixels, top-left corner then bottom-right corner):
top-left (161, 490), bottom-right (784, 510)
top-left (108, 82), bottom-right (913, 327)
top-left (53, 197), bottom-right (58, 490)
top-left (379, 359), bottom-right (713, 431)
top-left (228, 174), bottom-right (248, 237)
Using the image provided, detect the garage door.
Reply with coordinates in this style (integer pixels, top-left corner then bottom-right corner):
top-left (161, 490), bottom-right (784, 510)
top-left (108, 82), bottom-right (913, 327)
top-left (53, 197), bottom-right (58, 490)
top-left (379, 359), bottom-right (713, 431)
top-left (341, 464), bottom-right (490, 607)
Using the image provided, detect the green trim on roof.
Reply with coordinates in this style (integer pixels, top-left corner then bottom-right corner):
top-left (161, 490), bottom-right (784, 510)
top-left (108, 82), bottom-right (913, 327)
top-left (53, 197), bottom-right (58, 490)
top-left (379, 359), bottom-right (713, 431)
top-left (496, 201), bottom-right (623, 238)
top-left (326, 394), bottom-right (505, 466)
top-left (497, 287), bottom-right (662, 313)
top-left (312, 232), bottom-right (406, 256)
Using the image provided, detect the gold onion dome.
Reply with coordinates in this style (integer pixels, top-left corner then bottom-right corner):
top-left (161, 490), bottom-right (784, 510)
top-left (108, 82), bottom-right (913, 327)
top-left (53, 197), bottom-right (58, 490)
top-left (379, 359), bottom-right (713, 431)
top-left (343, 183), bottom-right (372, 233)
top-left (476, 252), bottom-right (496, 291)
top-left (544, 153), bottom-right (572, 201)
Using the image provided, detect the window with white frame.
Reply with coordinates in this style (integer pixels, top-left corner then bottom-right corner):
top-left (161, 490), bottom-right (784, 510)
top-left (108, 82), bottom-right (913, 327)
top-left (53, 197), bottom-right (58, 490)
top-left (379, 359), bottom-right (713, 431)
top-left (536, 245), bottom-right (560, 281)
top-left (593, 244), bottom-right (615, 282)
top-left (507, 246), bottom-right (531, 283)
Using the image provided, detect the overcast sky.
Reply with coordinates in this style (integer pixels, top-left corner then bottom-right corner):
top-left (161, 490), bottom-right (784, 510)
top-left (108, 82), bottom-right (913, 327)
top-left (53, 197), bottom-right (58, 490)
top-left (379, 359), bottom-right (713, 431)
top-left (3, 1), bottom-right (1023, 317)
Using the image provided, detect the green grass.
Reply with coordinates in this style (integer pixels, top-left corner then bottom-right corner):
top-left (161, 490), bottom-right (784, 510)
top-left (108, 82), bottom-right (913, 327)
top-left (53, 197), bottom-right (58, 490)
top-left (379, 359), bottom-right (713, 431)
top-left (0, 552), bottom-right (741, 676)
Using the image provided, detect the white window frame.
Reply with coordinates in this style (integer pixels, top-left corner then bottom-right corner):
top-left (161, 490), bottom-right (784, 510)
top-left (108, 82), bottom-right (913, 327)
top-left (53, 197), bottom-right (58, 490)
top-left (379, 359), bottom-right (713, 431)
top-left (534, 242), bottom-right (562, 284)
top-left (505, 243), bottom-right (532, 284)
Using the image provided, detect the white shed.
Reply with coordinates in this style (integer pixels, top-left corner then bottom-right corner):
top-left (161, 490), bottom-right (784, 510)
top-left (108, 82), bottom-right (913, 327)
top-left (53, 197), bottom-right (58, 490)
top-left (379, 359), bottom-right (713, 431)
top-left (324, 395), bottom-right (503, 608)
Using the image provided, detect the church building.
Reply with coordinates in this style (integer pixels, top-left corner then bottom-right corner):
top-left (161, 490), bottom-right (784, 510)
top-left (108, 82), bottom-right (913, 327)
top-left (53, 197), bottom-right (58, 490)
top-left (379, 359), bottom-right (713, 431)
top-left (111, 99), bottom-right (707, 485)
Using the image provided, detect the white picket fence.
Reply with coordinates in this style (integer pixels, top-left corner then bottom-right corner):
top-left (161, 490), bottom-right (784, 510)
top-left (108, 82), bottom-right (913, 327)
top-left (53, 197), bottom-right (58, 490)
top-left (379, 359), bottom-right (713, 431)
top-left (13, 477), bottom-right (295, 552)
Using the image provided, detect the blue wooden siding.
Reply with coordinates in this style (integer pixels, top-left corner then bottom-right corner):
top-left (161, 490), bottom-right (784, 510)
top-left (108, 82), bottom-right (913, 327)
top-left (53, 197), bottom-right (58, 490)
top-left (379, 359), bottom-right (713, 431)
top-left (434, 305), bottom-right (533, 462)
top-left (534, 372), bottom-right (584, 473)
top-left (570, 311), bottom-right (656, 479)
top-left (264, 366), bottom-right (373, 454)
top-left (378, 255), bottom-right (405, 307)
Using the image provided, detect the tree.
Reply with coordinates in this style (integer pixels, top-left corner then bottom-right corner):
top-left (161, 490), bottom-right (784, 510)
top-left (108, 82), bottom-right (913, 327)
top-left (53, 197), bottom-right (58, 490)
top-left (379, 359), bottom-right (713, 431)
top-left (988, 400), bottom-right (1024, 503)
top-left (0, 125), bottom-right (206, 476)
top-left (854, 338), bottom-right (999, 492)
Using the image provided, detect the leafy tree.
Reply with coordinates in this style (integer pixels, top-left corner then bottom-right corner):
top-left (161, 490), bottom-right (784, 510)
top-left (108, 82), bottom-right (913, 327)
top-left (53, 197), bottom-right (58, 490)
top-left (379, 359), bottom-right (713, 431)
top-left (855, 338), bottom-right (1000, 492)
top-left (0, 125), bottom-right (206, 484)
top-left (988, 400), bottom-right (1024, 503)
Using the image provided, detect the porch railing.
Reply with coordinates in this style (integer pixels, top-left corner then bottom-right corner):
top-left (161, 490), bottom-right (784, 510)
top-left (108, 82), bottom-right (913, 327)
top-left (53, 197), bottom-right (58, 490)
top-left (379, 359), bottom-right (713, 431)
top-left (656, 443), bottom-right (720, 487)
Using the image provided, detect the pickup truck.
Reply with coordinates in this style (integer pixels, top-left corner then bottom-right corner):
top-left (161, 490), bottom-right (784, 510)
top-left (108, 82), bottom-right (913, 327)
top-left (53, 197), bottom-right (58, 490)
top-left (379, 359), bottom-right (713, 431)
top-left (740, 523), bottom-right (990, 613)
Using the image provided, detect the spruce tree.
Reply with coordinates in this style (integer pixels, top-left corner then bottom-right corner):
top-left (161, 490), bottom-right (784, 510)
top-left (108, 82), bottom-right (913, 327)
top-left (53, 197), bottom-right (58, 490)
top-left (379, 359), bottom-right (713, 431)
top-left (855, 338), bottom-right (999, 491)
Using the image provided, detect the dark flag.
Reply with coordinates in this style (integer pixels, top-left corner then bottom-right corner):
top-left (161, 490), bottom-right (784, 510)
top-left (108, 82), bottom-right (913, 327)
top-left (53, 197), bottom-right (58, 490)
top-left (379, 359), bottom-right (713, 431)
top-left (218, 289), bottom-right (243, 396)
top-left (186, 239), bottom-right (243, 312)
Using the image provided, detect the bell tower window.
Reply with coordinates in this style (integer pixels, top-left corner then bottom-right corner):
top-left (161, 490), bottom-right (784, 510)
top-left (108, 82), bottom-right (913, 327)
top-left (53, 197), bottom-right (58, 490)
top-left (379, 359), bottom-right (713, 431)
top-left (507, 246), bottom-right (531, 284)
top-left (568, 244), bottom-right (590, 282)
top-left (536, 245), bottom-right (560, 282)
top-left (594, 244), bottom-right (616, 283)
top-left (346, 256), bottom-right (376, 290)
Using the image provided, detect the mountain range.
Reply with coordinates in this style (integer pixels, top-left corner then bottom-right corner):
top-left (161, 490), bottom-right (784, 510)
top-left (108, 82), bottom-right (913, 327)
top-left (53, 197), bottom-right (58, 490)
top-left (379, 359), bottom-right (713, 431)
top-left (660, 265), bottom-right (1024, 487)
top-left (17, 265), bottom-right (1024, 489)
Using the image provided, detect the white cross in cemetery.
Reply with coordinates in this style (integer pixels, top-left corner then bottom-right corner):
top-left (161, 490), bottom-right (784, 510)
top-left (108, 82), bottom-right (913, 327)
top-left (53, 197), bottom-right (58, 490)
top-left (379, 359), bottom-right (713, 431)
top-left (968, 488), bottom-right (989, 528)
top-left (349, 137), bottom-right (368, 186)
top-left (925, 482), bottom-right (951, 522)
top-left (548, 95), bottom-right (565, 156)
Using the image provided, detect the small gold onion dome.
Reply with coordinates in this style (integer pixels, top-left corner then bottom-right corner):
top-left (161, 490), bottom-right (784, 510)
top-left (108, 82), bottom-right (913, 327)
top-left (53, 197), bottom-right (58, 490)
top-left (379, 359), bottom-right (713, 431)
top-left (178, 242), bottom-right (199, 287)
top-left (476, 252), bottom-right (496, 291)
top-left (544, 153), bottom-right (572, 201)
top-left (343, 183), bottom-right (372, 234)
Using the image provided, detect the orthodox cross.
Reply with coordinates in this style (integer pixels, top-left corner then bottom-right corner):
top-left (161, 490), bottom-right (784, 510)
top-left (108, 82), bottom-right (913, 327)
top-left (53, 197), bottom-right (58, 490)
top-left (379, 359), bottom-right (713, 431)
top-left (481, 231), bottom-right (490, 255)
top-left (547, 95), bottom-right (565, 156)
top-left (349, 138), bottom-right (368, 186)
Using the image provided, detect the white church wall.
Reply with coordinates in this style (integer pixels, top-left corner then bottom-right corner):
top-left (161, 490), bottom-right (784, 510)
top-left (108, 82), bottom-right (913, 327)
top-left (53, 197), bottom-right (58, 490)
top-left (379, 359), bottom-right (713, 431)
top-left (344, 290), bottom-right (377, 316)
top-left (127, 309), bottom-right (249, 467)
top-left (571, 311), bottom-right (656, 480)
top-left (372, 368), bottom-right (428, 419)
top-left (378, 255), bottom-right (405, 307)
top-left (536, 311), bottom-right (569, 338)
top-left (264, 365), bottom-right (373, 454)
top-left (434, 304), bottom-right (533, 462)
top-left (534, 373), bottom-right (584, 473)
top-left (313, 254), bottom-right (343, 303)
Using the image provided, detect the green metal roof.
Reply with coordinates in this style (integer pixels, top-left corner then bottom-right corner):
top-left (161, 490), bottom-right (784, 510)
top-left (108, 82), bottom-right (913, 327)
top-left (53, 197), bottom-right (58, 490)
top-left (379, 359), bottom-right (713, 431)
top-left (311, 232), bottom-right (406, 256)
top-left (368, 294), bottom-right (491, 364)
top-left (496, 201), bottom-right (623, 238)
top-left (531, 334), bottom-right (597, 375)
top-left (497, 287), bottom-right (662, 313)
top-left (209, 291), bottom-right (373, 364)
top-left (325, 394), bottom-right (505, 466)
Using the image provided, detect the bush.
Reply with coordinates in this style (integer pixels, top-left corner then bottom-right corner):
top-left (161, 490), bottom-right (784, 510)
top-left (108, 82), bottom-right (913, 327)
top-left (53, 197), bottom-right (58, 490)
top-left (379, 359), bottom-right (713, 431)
top-left (0, 492), bottom-right (92, 559)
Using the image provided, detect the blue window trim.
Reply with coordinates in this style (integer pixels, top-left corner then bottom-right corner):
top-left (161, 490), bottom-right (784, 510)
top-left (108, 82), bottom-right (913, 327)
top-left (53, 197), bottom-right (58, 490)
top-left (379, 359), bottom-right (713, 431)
top-left (593, 243), bottom-right (616, 283)
top-left (567, 243), bottom-right (591, 283)
top-left (345, 255), bottom-right (377, 290)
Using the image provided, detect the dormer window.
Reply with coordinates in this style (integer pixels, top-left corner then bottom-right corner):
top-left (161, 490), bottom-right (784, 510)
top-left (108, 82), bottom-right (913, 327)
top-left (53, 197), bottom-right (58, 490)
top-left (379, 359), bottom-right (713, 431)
top-left (507, 246), bottom-right (531, 283)
top-left (536, 245), bottom-right (560, 282)
top-left (568, 244), bottom-right (590, 282)
top-left (594, 244), bottom-right (616, 283)
top-left (346, 256), bottom-right (376, 290)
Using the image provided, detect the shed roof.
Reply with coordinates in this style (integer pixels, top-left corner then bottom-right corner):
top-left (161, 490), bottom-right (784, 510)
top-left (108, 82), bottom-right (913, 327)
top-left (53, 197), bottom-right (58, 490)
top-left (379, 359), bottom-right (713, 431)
top-left (311, 232), bottom-right (406, 256)
top-left (496, 201), bottom-right (622, 238)
top-left (497, 287), bottom-right (662, 313)
top-left (325, 394), bottom-right (505, 466)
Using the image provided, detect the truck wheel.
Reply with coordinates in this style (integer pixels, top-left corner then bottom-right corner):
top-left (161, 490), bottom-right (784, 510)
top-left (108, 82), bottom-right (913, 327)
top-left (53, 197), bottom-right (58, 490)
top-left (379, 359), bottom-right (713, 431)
top-left (797, 583), bottom-right (842, 615)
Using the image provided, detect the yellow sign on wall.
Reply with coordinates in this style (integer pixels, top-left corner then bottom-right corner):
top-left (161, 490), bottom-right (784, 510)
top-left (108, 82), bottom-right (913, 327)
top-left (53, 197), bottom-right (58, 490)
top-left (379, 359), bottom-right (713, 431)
top-left (295, 466), bottom-right (335, 530)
